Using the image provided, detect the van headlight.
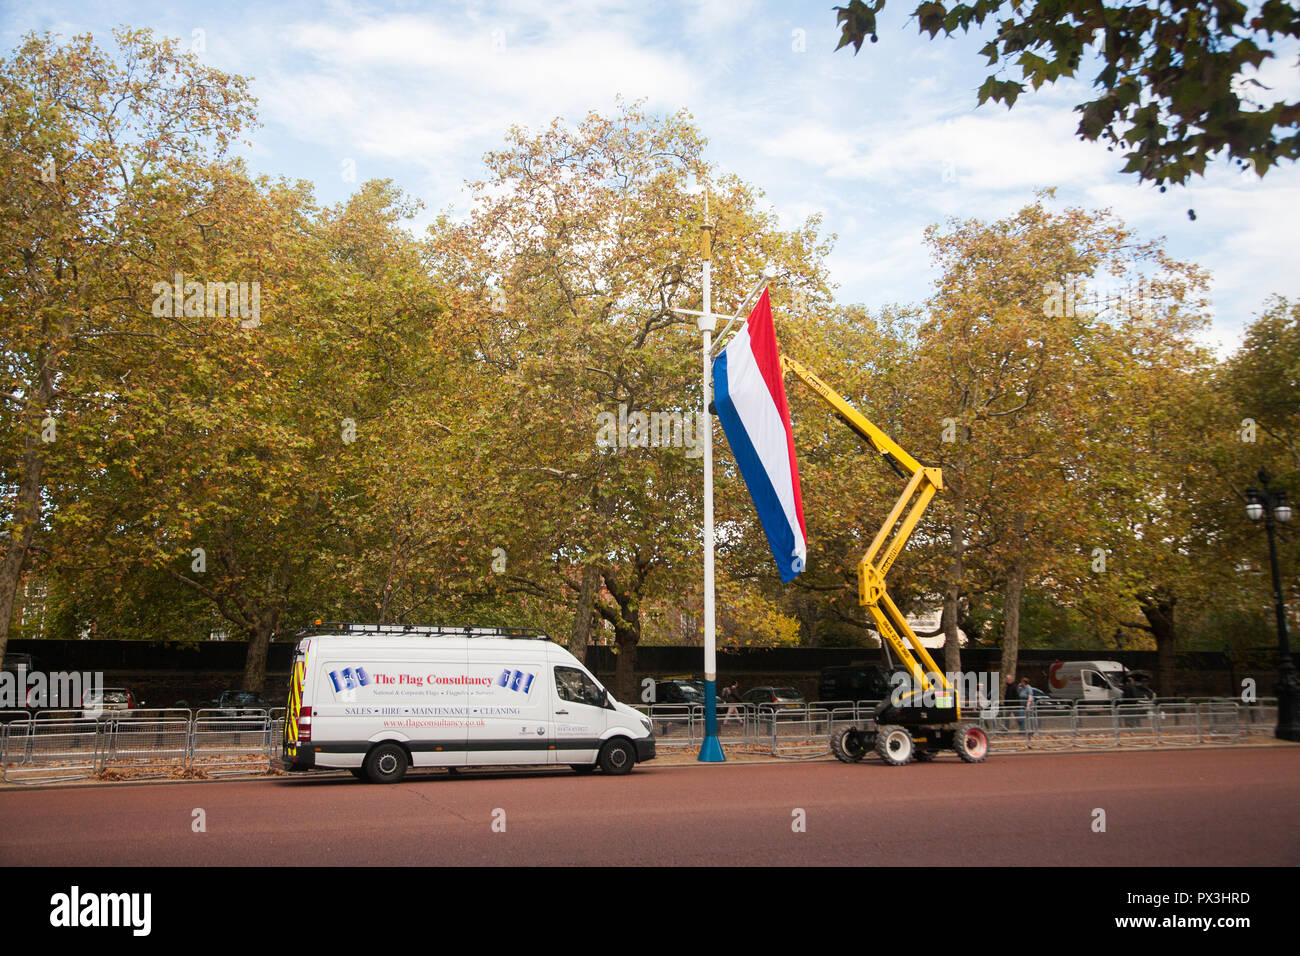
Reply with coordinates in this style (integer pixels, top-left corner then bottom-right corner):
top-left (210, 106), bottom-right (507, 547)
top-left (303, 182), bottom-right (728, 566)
top-left (640, 715), bottom-right (652, 733)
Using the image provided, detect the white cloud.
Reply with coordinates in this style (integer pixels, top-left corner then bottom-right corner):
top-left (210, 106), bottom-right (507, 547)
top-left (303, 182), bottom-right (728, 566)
top-left (248, 9), bottom-right (701, 184)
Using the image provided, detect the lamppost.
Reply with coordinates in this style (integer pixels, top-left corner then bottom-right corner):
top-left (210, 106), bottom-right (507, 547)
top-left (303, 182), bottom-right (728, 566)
top-left (670, 188), bottom-right (772, 762)
top-left (1245, 468), bottom-right (1299, 741)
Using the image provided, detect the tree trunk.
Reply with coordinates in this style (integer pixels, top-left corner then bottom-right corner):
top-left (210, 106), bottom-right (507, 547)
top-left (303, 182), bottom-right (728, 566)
top-left (999, 561), bottom-right (1027, 685)
top-left (999, 513), bottom-right (1029, 683)
top-left (941, 494), bottom-right (966, 675)
top-left (793, 591), bottom-right (821, 647)
top-left (1139, 592), bottom-right (1177, 696)
top-left (568, 563), bottom-right (600, 658)
top-left (0, 394), bottom-right (51, 665)
top-left (241, 616), bottom-right (277, 693)
top-left (614, 634), bottom-right (638, 703)
top-left (596, 567), bottom-right (643, 703)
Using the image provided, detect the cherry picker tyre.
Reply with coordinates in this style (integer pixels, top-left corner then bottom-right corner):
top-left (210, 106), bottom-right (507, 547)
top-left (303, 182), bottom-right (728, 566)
top-left (875, 725), bottom-right (914, 766)
top-left (830, 726), bottom-right (868, 763)
top-left (954, 722), bottom-right (989, 763)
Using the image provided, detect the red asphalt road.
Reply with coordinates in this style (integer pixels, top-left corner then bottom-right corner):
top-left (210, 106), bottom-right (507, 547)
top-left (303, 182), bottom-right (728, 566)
top-left (1, 748), bottom-right (1296, 866)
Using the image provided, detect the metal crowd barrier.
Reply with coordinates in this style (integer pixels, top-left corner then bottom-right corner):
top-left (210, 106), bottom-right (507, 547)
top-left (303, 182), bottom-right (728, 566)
top-left (189, 715), bottom-right (275, 776)
top-left (1239, 699), bottom-right (1277, 735)
top-left (1154, 702), bottom-right (1200, 745)
top-left (2, 719), bottom-right (101, 783)
top-left (99, 709), bottom-right (193, 778)
top-left (633, 702), bottom-right (760, 751)
top-left (1071, 702), bottom-right (1119, 749)
top-left (1199, 701), bottom-right (1240, 743)
top-left (0, 696), bottom-right (1276, 784)
top-left (768, 707), bottom-right (833, 757)
top-left (977, 699), bottom-right (1256, 750)
top-left (268, 708), bottom-right (287, 765)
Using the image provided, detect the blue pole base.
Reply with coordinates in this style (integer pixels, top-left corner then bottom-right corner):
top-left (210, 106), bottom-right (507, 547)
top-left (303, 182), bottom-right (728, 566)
top-left (697, 734), bottom-right (726, 762)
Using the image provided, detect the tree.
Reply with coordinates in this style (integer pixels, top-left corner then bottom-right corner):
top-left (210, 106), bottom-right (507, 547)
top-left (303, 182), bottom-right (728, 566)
top-left (1061, 255), bottom-right (1217, 693)
top-left (1204, 296), bottom-right (1300, 653)
top-left (42, 159), bottom-right (456, 691)
top-left (0, 29), bottom-right (255, 664)
top-left (833, 0), bottom-right (1300, 186)
top-left (428, 102), bottom-right (834, 699)
top-left (908, 196), bottom-right (1211, 684)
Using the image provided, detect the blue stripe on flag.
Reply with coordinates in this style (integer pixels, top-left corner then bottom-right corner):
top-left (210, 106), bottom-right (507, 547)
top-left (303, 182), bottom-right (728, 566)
top-left (714, 349), bottom-right (802, 583)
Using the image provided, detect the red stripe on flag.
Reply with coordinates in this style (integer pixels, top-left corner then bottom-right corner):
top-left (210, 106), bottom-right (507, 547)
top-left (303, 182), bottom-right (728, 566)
top-left (745, 289), bottom-right (806, 538)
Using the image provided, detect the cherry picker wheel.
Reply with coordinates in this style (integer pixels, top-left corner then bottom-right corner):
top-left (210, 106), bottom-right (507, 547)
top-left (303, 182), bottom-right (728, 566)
top-left (953, 722), bottom-right (989, 763)
top-left (830, 725), bottom-right (868, 763)
top-left (875, 725), bottom-right (914, 766)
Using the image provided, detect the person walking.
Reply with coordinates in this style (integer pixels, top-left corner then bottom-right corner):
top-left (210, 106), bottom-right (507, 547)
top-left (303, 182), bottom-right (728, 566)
top-left (1121, 674), bottom-right (1142, 728)
top-left (720, 680), bottom-right (741, 727)
top-left (1003, 673), bottom-right (1022, 731)
top-left (1018, 677), bottom-right (1048, 735)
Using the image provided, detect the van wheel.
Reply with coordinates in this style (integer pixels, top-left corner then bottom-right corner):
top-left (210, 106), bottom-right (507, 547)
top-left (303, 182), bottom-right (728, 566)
top-left (598, 738), bottom-right (636, 775)
top-left (876, 725), bottom-right (913, 766)
top-left (364, 742), bottom-right (409, 784)
top-left (570, 764), bottom-right (597, 775)
top-left (954, 723), bottom-right (989, 763)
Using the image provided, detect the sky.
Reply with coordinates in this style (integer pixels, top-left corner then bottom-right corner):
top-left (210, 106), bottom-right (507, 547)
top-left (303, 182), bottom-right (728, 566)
top-left (5, 0), bottom-right (1299, 353)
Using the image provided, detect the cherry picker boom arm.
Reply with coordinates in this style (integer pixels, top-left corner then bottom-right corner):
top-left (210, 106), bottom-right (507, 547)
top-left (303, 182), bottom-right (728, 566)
top-left (779, 355), bottom-right (957, 713)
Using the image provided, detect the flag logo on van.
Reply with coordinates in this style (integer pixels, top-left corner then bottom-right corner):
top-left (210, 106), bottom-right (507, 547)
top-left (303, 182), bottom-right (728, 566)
top-left (496, 669), bottom-right (535, 694)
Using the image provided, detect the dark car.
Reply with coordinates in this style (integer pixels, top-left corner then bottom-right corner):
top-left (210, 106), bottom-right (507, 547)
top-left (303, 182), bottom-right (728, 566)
top-left (648, 678), bottom-right (707, 735)
top-left (741, 686), bottom-right (805, 709)
top-left (653, 679), bottom-right (705, 705)
top-left (818, 665), bottom-right (893, 703)
top-left (215, 690), bottom-right (269, 715)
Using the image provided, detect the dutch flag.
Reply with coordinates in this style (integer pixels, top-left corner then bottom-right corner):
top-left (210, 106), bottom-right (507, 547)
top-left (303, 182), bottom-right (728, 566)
top-left (712, 289), bottom-right (807, 582)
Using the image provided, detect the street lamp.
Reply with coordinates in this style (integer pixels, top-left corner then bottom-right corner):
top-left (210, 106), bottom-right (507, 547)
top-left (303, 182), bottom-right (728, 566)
top-left (671, 188), bottom-right (774, 763)
top-left (1245, 468), bottom-right (1299, 741)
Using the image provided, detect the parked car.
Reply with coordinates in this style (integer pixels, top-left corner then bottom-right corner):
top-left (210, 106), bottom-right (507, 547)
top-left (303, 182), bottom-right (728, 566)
top-left (741, 686), bottom-right (805, 709)
top-left (214, 690), bottom-right (269, 715)
top-left (80, 687), bottom-right (141, 718)
top-left (0, 653), bottom-right (38, 719)
top-left (818, 665), bottom-right (893, 703)
top-left (653, 679), bottom-right (705, 705)
top-left (648, 678), bottom-right (707, 735)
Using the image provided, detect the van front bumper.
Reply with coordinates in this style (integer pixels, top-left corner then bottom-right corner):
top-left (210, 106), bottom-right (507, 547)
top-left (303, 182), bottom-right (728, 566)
top-left (635, 736), bottom-right (656, 762)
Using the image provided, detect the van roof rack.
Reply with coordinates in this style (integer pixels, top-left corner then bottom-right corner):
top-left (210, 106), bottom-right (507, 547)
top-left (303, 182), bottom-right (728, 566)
top-left (296, 622), bottom-right (553, 641)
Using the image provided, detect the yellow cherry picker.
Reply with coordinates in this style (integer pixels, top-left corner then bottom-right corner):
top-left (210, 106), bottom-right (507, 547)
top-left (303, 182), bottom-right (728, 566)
top-left (780, 356), bottom-right (990, 765)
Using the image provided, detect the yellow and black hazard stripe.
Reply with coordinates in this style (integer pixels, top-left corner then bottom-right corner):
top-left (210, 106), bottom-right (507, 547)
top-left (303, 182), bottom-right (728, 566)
top-left (285, 651), bottom-right (307, 756)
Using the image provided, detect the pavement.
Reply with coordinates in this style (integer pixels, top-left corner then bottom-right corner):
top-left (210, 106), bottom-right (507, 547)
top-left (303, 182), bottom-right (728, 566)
top-left (1, 746), bottom-right (1296, 866)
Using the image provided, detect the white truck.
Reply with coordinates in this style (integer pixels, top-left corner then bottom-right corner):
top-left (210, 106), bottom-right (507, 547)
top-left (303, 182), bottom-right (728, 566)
top-left (1047, 660), bottom-right (1153, 702)
top-left (282, 624), bottom-right (655, 783)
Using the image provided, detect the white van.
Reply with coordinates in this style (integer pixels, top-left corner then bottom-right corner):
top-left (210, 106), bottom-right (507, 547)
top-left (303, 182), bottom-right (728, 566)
top-left (1047, 660), bottom-right (1131, 702)
top-left (282, 624), bottom-right (655, 783)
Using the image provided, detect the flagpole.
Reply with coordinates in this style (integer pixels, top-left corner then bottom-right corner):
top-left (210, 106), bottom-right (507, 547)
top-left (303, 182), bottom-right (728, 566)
top-left (698, 193), bottom-right (724, 763)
